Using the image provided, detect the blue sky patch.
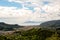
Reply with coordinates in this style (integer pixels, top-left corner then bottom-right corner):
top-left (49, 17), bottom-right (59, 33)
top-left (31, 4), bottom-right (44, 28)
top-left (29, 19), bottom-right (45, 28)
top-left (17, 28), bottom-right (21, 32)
top-left (0, 0), bottom-right (23, 9)
top-left (24, 5), bottom-right (35, 12)
top-left (43, 1), bottom-right (50, 5)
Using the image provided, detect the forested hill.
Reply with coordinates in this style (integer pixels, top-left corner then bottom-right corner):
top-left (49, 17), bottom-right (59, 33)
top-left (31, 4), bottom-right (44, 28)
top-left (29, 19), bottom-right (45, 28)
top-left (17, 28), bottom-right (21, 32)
top-left (40, 20), bottom-right (60, 29)
top-left (0, 22), bottom-right (24, 31)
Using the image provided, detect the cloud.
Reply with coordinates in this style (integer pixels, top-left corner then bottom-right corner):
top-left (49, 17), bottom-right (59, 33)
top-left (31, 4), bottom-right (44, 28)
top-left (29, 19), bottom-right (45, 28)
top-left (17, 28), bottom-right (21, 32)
top-left (0, 6), bottom-right (33, 23)
top-left (0, 0), bottom-right (60, 25)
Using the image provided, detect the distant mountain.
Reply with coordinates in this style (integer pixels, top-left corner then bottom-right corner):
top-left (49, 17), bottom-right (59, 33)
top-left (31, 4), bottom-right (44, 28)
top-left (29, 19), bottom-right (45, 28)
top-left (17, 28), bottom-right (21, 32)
top-left (24, 21), bottom-right (40, 23)
top-left (0, 22), bottom-right (24, 31)
top-left (40, 20), bottom-right (60, 29)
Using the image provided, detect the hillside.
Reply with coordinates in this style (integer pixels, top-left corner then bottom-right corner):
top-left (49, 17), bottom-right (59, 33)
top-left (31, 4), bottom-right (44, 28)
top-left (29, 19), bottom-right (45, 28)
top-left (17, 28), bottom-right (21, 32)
top-left (0, 28), bottom-right (60, 40)
top-left (0, 22), bottom-right (24, 31)
top-left (0, 20), bottom-right (60, 40)
top-left (40, 20), bottom-right (60, 30)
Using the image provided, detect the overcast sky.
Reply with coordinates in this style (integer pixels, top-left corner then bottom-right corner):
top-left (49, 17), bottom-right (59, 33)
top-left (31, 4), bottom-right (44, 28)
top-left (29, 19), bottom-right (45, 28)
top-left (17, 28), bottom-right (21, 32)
top-left (0, 0), bottom-right (60, 25)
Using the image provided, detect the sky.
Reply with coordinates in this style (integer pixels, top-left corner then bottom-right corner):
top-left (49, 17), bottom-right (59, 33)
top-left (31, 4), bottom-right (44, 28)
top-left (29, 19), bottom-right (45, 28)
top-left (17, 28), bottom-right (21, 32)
top-left (0, 0), bottom-right (60, 25)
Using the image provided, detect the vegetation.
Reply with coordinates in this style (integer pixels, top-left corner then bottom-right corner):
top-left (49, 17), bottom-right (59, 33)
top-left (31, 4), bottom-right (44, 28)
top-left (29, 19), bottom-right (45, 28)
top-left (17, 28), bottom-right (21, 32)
top-left (0, 28), bottom-right (60, 40)
top-left (0, 22), bottom-right (23, 31)
top-left (0, 21), bottom-right (60, 40)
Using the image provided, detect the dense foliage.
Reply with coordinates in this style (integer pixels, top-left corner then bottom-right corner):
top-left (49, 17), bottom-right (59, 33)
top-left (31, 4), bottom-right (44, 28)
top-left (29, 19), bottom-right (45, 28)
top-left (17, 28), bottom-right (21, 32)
top-left (0, 28), bottom-right (60, 40)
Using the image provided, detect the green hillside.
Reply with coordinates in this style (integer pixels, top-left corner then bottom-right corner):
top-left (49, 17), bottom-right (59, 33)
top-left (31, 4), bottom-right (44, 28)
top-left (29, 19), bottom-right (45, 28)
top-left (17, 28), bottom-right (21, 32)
top-left (0, 28), bottom-right (60, 40)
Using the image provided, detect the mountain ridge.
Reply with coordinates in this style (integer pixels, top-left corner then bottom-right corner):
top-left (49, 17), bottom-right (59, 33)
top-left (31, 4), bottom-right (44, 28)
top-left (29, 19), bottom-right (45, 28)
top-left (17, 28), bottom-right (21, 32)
top-left (0, 22), bottom-right (24, 31)
top-left (40, 20), bottom-right (60, 30)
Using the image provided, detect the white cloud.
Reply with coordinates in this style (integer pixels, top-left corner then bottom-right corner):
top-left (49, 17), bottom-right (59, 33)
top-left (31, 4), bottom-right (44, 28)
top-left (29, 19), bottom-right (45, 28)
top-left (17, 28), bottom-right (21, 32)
top-left (0, 6), bottom-right (33, 24)
top-left (0, 0), bottom-right (60, 25)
